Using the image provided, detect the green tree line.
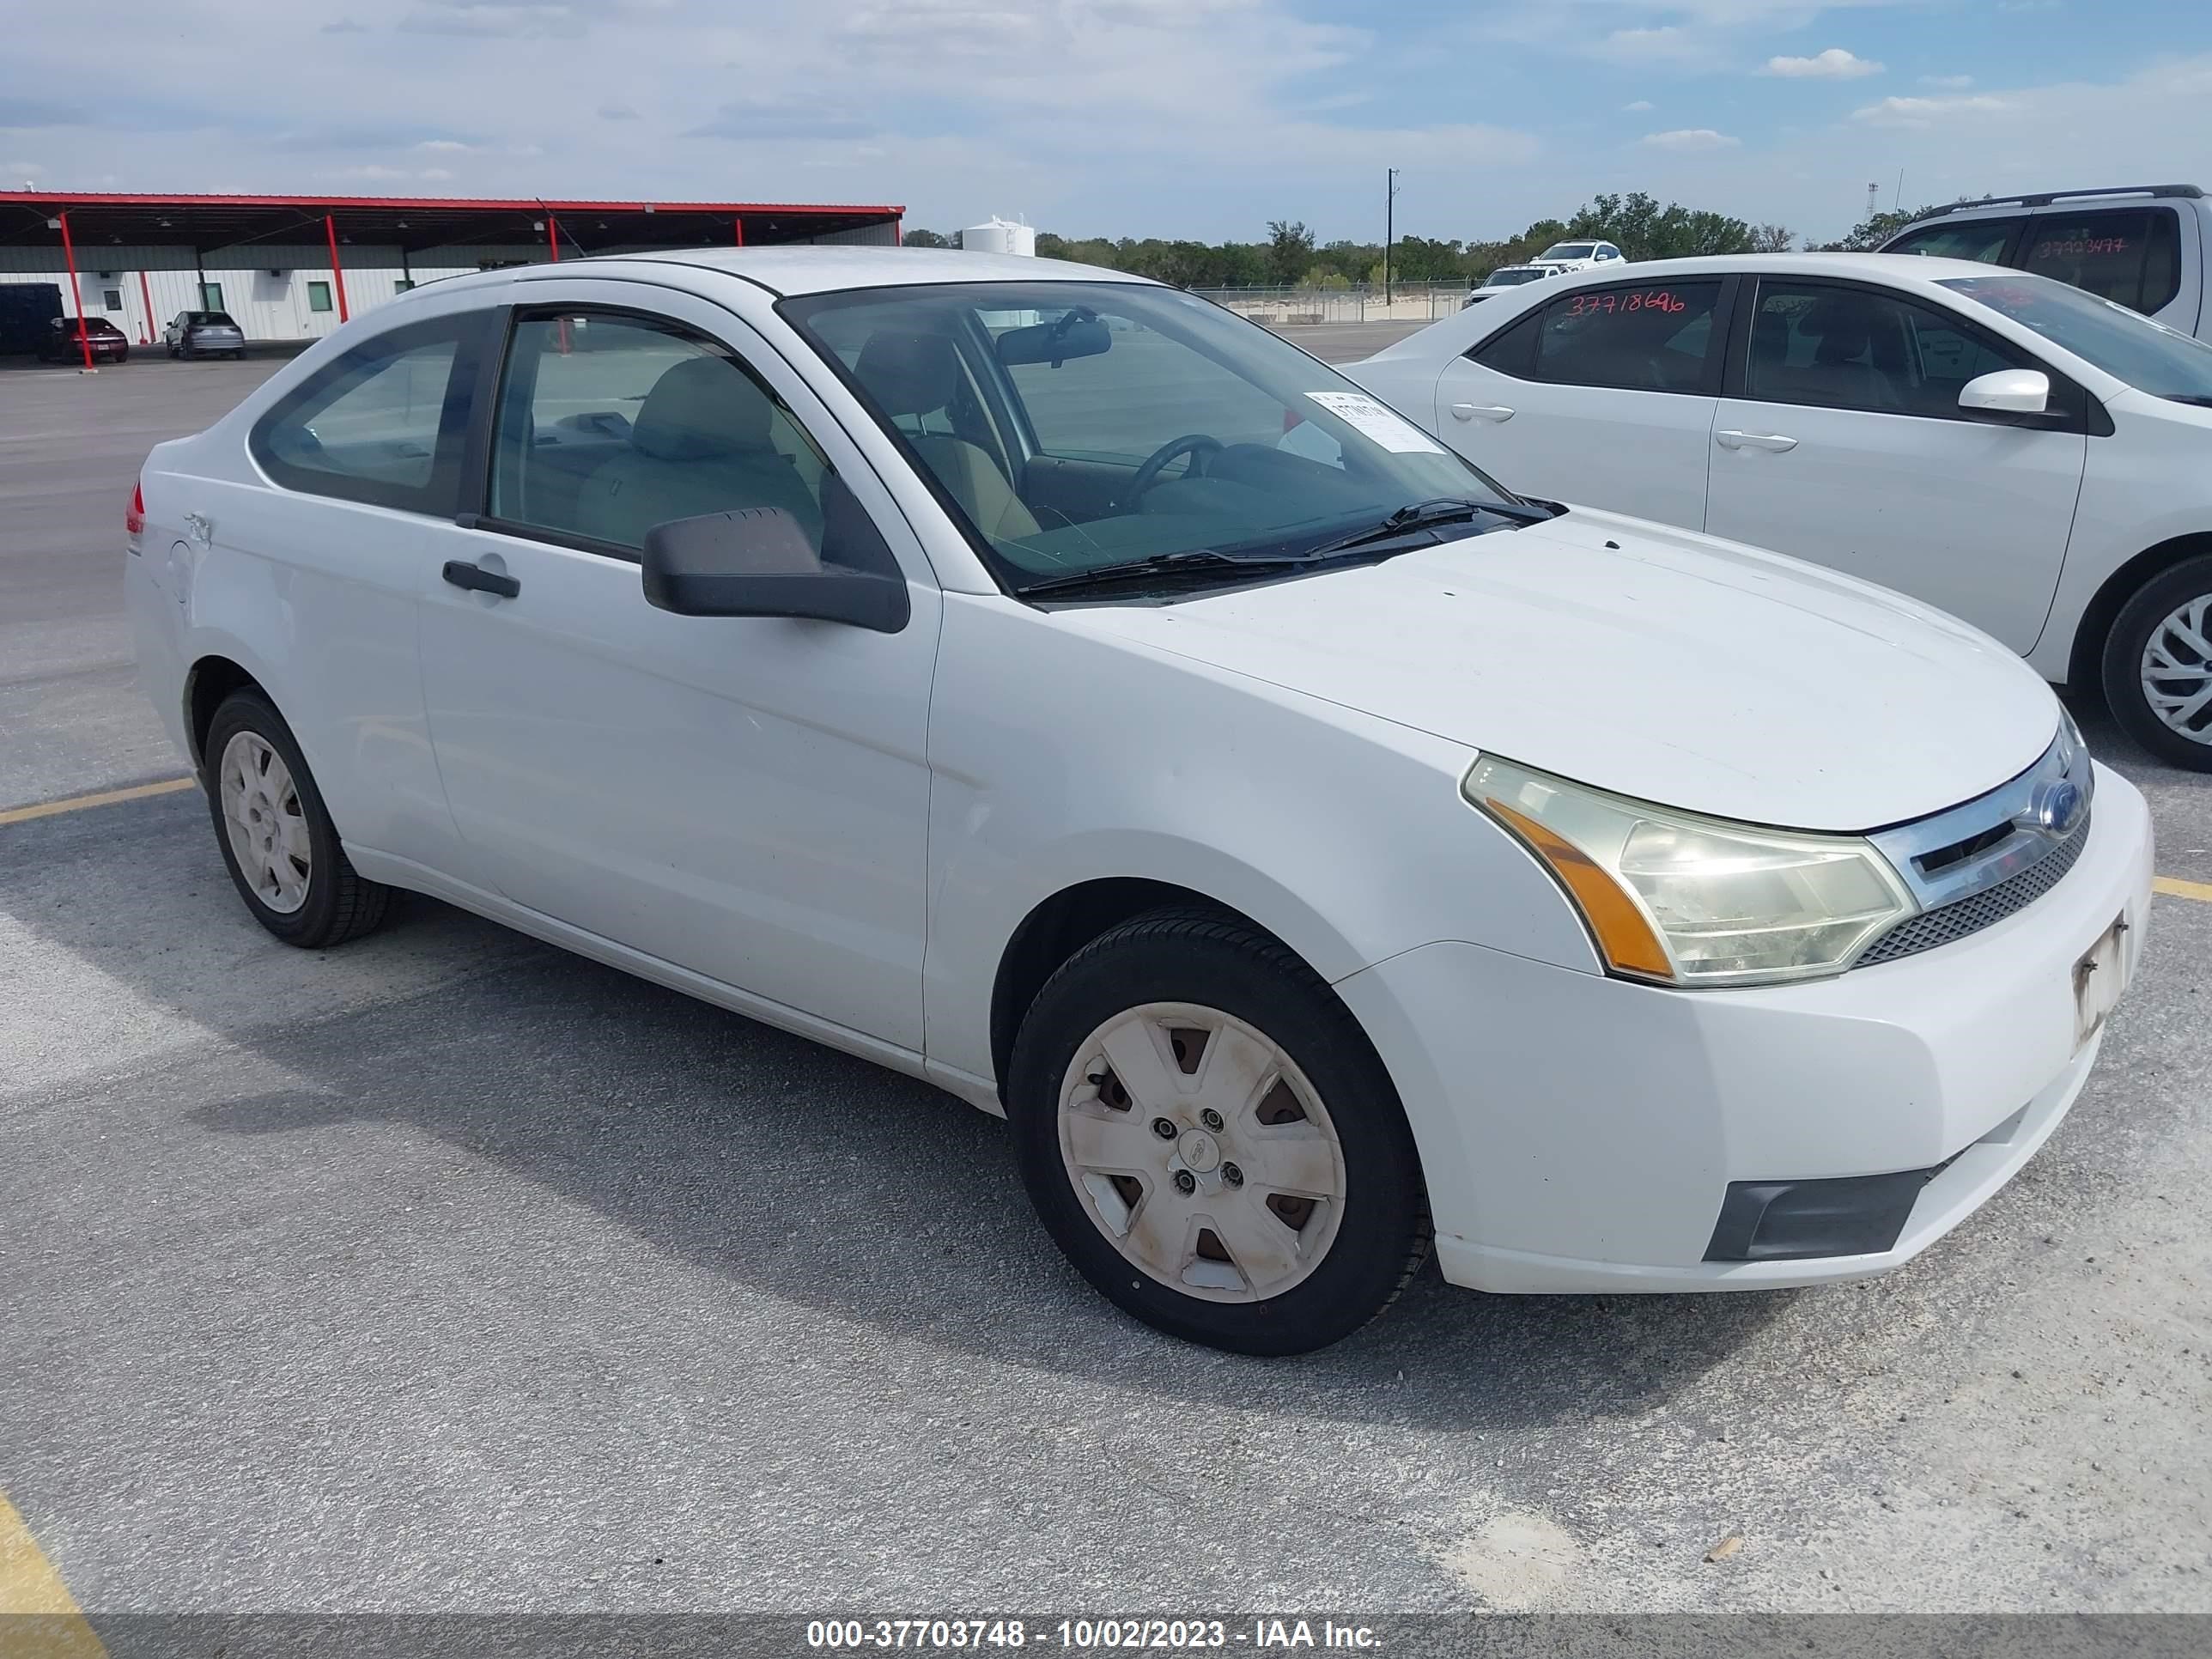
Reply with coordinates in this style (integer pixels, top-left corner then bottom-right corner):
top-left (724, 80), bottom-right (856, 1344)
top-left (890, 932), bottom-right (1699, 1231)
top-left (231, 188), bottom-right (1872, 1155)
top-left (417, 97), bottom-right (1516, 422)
top-left (902, 192), bottom-right (1801, 289)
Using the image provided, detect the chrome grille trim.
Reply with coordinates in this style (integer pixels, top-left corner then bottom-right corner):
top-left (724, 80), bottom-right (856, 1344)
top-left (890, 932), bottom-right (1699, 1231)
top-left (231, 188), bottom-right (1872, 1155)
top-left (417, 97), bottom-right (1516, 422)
top-left (1856, 808), bottom-right (2091, 967)
top-left (1867, 726), bottom-right (2092, 914)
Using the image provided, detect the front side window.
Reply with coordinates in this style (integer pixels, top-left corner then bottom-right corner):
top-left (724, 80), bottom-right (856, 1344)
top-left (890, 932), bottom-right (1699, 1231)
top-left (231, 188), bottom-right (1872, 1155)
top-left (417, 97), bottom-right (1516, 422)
top-left (1943, 272), bottom-right (2212, 405)
top-left (1744, 280), bottom-right (2032, 418)
top-left (2019, 209), bottom-right (2182, 315)
top-left (1884, 217), bottom-right (2022, 265)
top-left (487, 310), bottom-right (842, 561)
top-left (1530, 280), bottom-right (1724, 392)
top-left (250, 313), bottom-right (481, 513)
top-left (782, 281), bottom-right (1521, 593)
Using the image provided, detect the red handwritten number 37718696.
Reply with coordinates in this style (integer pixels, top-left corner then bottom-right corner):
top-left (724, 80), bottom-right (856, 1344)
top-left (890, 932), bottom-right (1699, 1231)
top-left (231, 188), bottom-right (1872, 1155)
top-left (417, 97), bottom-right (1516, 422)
top-left (1567, 290), bottom-right (1691, 319)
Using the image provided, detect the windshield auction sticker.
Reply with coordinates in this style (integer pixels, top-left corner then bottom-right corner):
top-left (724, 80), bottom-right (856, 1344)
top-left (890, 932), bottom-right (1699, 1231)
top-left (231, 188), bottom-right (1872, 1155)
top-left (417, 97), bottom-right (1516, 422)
top-left (1302, 391), bottom-right (1448, 454)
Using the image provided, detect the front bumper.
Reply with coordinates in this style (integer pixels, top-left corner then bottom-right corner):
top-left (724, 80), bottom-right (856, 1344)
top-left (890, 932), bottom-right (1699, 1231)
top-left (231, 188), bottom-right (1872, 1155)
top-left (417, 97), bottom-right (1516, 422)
top-left (1334, 762), bottom-right (2154, 1293)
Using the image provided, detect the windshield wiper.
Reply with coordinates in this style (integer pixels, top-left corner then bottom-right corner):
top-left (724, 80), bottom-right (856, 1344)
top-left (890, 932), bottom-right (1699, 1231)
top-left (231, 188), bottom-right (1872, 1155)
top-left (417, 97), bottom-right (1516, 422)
top-left (1013, 548), bottom-right (1316, 598)
top-left (1297, 496), bottom-right (1556, 558)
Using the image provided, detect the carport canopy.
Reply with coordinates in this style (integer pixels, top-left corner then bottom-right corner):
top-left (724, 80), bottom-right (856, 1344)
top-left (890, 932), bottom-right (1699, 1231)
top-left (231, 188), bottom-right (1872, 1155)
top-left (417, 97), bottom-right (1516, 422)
top-left (0, 191), bottom-right (903, 258)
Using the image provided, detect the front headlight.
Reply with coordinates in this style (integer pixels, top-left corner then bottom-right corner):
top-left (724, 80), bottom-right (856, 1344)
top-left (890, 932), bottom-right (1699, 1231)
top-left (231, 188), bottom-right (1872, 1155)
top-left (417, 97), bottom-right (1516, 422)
top-left (1466, 757), bottom-right (1917, 988)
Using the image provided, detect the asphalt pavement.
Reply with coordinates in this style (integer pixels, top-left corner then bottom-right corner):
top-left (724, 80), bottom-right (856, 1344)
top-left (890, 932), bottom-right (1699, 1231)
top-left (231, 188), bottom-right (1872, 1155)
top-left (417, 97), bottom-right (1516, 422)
top-left (3, 337), bottom-right (2209, 1626)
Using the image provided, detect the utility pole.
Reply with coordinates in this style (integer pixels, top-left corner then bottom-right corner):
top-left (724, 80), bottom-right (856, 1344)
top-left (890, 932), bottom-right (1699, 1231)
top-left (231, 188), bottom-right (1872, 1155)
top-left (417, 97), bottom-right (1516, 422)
top-left (1384, 167), bottom-right (1401, 304)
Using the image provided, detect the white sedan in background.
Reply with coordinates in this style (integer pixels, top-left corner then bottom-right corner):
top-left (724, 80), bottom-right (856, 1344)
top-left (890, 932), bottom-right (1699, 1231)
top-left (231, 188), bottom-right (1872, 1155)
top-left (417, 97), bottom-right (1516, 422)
top-left (1352, 253), bottom-right (2212, 768)
top-left (131, 247), bottom-right (2150, 1353)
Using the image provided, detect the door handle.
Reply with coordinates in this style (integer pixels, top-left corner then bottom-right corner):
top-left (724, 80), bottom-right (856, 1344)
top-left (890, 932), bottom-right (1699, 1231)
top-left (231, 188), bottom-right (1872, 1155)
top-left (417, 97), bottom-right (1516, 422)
top-left (1715, 430), bottom-right (1798, 453)
top-left (442, 560), bottom-right (520, 599)
top-left (1450, 404), bottom-right (1516, 422)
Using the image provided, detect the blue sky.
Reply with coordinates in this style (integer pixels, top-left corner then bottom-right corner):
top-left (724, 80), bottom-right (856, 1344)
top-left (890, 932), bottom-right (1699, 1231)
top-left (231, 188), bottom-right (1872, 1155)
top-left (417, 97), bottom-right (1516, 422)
top-left (3, 0), bottom-right (2207, 246)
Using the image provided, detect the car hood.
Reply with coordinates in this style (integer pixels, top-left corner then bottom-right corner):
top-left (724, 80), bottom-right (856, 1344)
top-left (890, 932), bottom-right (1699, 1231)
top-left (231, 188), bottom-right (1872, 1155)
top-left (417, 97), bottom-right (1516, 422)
top-left (1060, 507), bottom-right (2059, 832)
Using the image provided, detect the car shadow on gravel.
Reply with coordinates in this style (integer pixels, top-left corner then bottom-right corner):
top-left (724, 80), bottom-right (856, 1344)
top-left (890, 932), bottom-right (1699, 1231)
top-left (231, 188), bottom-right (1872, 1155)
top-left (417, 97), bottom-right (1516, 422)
top-left (157, 909), bottom-right (1789, 1431)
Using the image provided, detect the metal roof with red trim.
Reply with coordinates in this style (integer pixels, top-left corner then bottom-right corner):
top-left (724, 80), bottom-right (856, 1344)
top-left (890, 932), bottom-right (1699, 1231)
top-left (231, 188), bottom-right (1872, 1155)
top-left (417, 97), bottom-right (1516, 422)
top-left (0, 191), bottom-right (904, 253)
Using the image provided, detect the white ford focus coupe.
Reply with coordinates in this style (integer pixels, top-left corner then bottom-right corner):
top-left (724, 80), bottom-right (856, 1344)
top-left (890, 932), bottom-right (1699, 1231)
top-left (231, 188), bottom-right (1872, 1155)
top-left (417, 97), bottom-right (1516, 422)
top-left (129, 247), bottom-right (2153, 1353)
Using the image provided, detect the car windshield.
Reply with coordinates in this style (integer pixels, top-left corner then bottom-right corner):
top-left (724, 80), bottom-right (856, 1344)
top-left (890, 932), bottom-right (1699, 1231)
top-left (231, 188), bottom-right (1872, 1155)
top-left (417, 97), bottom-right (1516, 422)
top-left (190, 312), bottom-right (238, 326)
top-left (781, 281), bottom-right (1523, 595)
top-left (1485, 268), bottom-right (1546, 287)
top-left (1942, 272), bottom-right (2212, 404)
top-left (1539, 244), bottom-right (1595, 261)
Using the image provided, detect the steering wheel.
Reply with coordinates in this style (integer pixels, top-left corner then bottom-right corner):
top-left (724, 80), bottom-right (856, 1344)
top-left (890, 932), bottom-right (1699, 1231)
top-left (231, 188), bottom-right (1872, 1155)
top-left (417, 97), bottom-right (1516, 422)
top-left (1127, 434), bottom-right (1224, 501)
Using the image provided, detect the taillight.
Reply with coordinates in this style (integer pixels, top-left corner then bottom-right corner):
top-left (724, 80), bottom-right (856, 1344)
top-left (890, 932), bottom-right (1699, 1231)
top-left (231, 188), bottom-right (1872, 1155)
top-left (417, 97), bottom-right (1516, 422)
top-left (126, 481), bottom-right (145, 550)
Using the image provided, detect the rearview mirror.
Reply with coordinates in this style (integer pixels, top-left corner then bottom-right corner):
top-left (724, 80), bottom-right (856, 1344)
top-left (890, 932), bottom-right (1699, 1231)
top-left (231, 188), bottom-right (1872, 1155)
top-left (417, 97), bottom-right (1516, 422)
top-left (995, 317), bottom-right (1111, 368)
top-left (1958, 368), bottom-right (2051, 420)
top-left (641, 508), bottom-right (909, 633)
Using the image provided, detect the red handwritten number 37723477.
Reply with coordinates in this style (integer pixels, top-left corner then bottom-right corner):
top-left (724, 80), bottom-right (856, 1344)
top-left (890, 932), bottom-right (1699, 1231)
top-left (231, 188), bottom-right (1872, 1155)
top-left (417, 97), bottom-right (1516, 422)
top-left (1567, 290), bottom-right (1691, 318)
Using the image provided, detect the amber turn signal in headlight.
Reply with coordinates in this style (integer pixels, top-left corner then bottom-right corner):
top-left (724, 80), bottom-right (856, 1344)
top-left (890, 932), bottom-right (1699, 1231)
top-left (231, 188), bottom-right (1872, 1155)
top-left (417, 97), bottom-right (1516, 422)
top-left (1466, 757), bottom-right (1918, 987)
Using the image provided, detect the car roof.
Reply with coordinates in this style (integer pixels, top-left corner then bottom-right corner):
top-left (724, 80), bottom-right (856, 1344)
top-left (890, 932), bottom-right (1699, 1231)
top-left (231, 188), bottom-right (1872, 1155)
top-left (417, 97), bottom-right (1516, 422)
top-left (407, 245), bottom-right (1153, 301)
top-left (1511, 252), bottom-right (2020, 286)
top-left (1897, 185), bottom-right (2203, 227)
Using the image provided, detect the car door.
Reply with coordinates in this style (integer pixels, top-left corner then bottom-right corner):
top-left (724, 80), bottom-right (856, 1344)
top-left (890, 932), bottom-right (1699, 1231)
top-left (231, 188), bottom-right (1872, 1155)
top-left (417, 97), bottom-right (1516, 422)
top-left (1704, 275), bottom-right (2087, 653)
top-left (414, 280), bottom-right (940, 1053)
top-left (2015, 204), bottom-right (2198, 336)
top-left (1431, 275), bottom-right (1731, 529)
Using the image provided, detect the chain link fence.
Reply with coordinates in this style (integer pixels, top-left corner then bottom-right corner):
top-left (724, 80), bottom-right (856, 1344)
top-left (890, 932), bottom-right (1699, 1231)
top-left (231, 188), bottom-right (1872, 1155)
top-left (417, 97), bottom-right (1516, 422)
top-left (1188, 283), bottom-right (1468, 325)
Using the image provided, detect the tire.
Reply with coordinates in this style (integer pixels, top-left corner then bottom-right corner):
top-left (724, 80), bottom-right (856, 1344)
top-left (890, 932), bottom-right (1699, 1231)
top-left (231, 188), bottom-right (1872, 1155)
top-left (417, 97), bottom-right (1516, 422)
top-left (1006, 908), bottom-right (1430, 1354)
top-left (201, 689), bottom-right (395, 947)
top-left (2101, 554), bottom-right (2212, 769)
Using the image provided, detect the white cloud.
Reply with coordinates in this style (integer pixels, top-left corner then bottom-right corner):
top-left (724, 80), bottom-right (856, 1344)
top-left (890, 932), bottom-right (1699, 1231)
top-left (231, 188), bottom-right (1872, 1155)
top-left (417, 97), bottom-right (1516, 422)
top-left (1920, 73), bottom-right (1973, 88)
top-left (4, 159), bottom-right (42, 177)
top-left (1598, 25), bottom-right (1698, 61)
top-left (1623, 99), bottom-right (1655, 112)
top-left (419, 167), bottom-right (455, 180)
top-left (1639, 127), bottom-right (1741, 151)
top-left (1851, 93), bottom-right (2014, 128)
top-left (1761, 47), bottom-right (1882, 78)
top-left (416, 138), bottom-right (471, 151)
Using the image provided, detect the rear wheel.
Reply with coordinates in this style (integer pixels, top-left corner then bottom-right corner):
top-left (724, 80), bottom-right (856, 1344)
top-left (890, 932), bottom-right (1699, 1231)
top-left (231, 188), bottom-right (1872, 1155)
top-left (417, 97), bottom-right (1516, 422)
top-left (1007, 908), bottom-right (1430, 1354)
top-left (2102, 555), bottom-right (2212, 769)
top-left (202, 690), bottom-right (395, 947)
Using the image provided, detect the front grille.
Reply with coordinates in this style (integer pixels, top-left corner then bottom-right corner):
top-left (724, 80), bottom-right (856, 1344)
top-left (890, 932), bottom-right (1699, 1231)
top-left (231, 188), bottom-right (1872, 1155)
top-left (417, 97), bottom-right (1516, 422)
top-left (1856, 811), bottom-right (2091, 968)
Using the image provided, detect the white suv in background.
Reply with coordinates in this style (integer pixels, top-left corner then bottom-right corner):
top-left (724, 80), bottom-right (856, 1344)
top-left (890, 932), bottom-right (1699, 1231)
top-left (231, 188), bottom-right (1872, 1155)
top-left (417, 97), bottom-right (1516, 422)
top-left (1880, 185), bottom-right (2207, 340)
top-left (1531, 240), bottom-right (1625, 273)
top-left (1352, 252), bottom-right (2212, 767)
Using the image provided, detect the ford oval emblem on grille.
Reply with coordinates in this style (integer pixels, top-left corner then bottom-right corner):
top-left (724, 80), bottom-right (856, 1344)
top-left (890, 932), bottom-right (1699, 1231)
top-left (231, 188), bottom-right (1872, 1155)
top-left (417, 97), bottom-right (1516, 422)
top-left (2028, 779), bottom-right (2084, 837)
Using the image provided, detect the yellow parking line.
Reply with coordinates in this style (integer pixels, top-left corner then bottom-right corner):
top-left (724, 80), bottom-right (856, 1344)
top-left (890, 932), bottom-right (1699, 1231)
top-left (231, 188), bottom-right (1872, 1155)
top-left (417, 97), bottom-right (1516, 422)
top-left (2154, 875), bottom-right (2212, 904)
top-left (0, 777), bottom-right (196, 827)
top-left (0, 1494), bottom-right (105, 1656)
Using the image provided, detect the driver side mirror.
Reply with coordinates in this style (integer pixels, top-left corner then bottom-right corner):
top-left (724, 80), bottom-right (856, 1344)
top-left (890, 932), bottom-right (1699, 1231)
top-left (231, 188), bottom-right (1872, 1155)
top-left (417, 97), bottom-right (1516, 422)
top-left (641, 507), bottom-right (909, 634)
top-left (1958, 368), bottom-right (2052, 422)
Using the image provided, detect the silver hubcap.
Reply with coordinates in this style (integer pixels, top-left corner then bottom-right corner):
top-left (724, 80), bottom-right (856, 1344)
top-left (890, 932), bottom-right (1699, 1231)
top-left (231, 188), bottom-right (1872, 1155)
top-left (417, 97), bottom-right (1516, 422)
top-left (218, 731), bottom-right (312, 914)
top-left (1058, 1002), bottom-right (1346, 1304)
top-left (2142, 594), bottom-right (2212, 746)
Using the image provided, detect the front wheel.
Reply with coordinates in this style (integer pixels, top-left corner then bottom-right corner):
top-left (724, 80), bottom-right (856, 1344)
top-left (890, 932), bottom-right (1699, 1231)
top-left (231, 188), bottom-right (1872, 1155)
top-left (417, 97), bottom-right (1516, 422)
top-left (1007, 908), bottom-right (1430, 1354)
top-left (202, 690), bottom-right (395, 947)
top-left (2102, 555), bottom-right (2212, 769)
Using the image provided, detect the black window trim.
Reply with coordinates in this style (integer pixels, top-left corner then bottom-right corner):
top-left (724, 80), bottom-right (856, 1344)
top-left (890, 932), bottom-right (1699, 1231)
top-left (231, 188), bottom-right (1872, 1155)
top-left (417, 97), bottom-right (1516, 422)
top-left (1465, 274), bottom-right (1741, 397)
top-left (247, 307), bottom-right (495, 516)
top-left (1719, 272), bottom-right (2100, 434)
top-left (459, 298), bottom-right (847, 570)
top-left (2015, 204), bottom-right (2185, 317)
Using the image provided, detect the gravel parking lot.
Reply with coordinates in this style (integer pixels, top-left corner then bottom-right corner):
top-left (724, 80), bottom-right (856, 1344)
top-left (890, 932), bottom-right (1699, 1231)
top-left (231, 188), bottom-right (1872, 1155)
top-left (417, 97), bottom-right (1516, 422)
top-left (3, 341), bottom-right (2210, 1625)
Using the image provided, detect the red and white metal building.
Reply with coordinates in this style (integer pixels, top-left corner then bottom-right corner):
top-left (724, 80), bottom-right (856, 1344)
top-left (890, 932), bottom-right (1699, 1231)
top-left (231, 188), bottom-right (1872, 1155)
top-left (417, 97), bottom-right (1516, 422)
top-left (1, 192), bottom-right (904, 363)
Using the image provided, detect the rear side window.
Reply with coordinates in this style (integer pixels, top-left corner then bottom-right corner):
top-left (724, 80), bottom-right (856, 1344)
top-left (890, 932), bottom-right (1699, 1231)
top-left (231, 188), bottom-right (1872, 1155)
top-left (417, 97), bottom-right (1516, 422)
top-left (1530, 281), bottom-right (1725, 392)
top-left (2020, 209), bottom-right (2182, 315)
top-left (250, 313), bottom-right (485, 514)
top-left (1884, 217), bottom-right (2022, 264)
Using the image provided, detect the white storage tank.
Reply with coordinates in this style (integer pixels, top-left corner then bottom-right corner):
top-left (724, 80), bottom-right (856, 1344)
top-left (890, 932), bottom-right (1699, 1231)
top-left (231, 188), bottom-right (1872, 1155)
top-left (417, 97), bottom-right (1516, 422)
top-left (960, 216), bottom-right (1036, 257)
